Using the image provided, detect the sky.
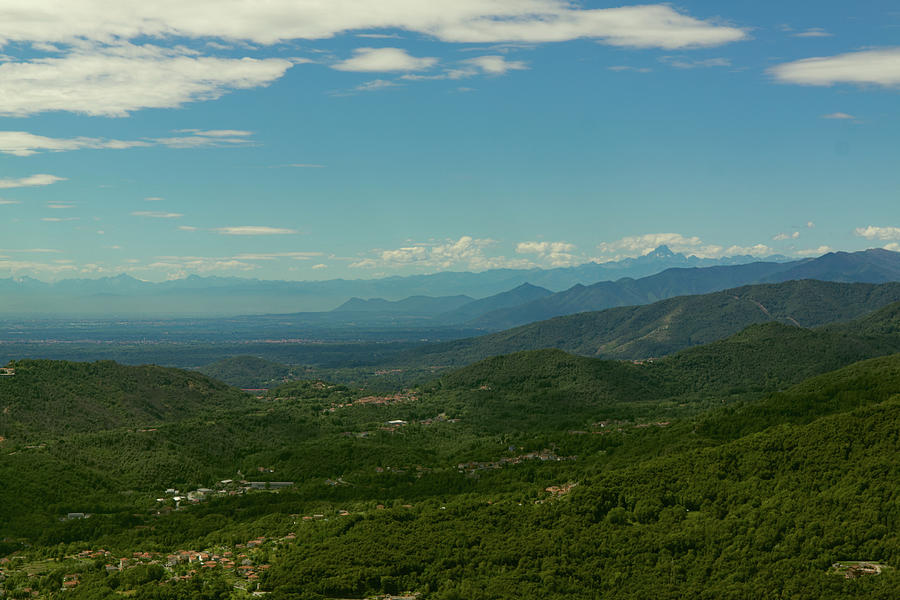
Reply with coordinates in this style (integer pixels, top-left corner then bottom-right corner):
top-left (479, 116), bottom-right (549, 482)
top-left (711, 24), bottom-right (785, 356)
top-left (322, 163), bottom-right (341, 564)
top-left (0, 1), bottom-right (898, 282)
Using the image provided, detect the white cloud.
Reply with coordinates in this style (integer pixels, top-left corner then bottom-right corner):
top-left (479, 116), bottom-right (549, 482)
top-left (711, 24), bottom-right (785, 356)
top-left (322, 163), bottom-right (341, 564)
top-left (0, 199), bottom-right (22, 205)
top-left (232, 251), bottom-right (323, 260)
top-left (351, 236), bottom-right (534, 271)
top-left (178, 225), bottom-right (198, 231)
top-left (770, 48), bottom-right (900, 87)
top-left (0, 44), bottom-right (293, 117)
top-left (807, 221), bottom-right (815, 228)
top-left (41, 217), bottom-right (80, 222)
top-left (795, 245), bottom-right (833, 257)
top-left (516, 241), bottom-right (575, 254)
top-left (773, 231), bottom-right (800, 241)
top-left (515, 240), bottom-right (580, 266)
top-left (0, 258), bottom-right (80, 276)
top-left (821, 112), bottom-right (856, 120)
top-left (286, 163), bottom-right (325, 168)
top-left (597, 232), bottom-right (707, 257)
top-left (0, 3), bottom-right (747, 49)
top-left (725, 243), bottom-right (774, 256)
top-left (352, 79), bottom-right (401, 92)
top-left (0, 174), bottom-right (66, 188)
top-left (854, 225), bottom-right (900, 240)
top-left (596, 232), bottom-right (775, 260)
top-left (48, 203), bottom-right (75, 209)
top-left (0, 131), bottom-right (147, 156)
top-left (132, 211), bottom-right (183, 219)
top-left (144, 196), bottom-right (164, 201)
top-left (173, 129), bottom-right (252, 137)
top-left (349, 258), bottom-right (378, 269)
top-left (886, 243), bottom-right (900, 252)
top-left (400, 54), bottom-right (529, 81)
top-left (142, 256), bottom-right (260, 277)
top-left (311, 263), bottom-right (328, 269)
top-left (461, 55), bottom-right (528, 75)
top-left (150, 132), bottom-right (257, 148)
top-left (214, 226), bottom-right (298, 235)
top-left (333, 48), bottom-right (438, 72)
top-left (793, 28), bottom-right (832, 38)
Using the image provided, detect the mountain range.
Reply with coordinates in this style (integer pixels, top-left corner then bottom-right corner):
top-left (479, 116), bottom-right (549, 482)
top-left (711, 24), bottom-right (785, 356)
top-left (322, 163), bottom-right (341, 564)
top-left (0, 245), bottom-right (790, 317)
top-left (385, 279), bottom-right (900, 371)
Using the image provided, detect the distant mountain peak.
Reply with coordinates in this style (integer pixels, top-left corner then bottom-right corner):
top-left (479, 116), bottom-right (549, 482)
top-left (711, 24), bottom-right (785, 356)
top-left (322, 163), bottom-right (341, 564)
top-left (646, 245), bottom-right (676, 258)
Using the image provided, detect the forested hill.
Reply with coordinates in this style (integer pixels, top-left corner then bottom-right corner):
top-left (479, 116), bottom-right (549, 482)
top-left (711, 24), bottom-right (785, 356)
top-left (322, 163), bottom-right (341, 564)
top-left (431, 321), bottom-right (900, 424)
top-left (197, 355), bottom-right (294, 388)
top-left (470, 248), bottom-right (900, 329)
top-left (2, 348), bottom-right (900, 597)
top-left (0, 359), bottom-right (249, 440)
top-left (403, 280), bottom-right (900, 367)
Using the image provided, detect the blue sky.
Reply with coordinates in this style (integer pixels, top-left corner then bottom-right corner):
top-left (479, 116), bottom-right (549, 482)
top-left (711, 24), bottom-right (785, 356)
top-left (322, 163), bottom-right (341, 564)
top-left (0, 1), bottom-right (898, 281)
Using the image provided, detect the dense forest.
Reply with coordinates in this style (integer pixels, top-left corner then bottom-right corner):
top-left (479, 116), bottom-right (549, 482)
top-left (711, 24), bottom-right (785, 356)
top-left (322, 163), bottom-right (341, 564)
top-left (1, 300), bottom-right (900, 598)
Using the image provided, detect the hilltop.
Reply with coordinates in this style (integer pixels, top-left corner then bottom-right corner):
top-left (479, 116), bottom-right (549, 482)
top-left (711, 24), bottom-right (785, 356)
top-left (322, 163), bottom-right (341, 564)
top-left (0, 359), bottom-right (249, 440)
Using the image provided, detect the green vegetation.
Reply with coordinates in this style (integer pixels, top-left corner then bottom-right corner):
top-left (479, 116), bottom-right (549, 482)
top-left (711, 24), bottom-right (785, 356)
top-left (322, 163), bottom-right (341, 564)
top-left (410, 281), bottom-right (900, 367)
top-left (0, 360), bottom-right (248, 440)
top-left (197, 355), bottom-right (295, 388)
top-left (2, 313), bottom-right (900, 598)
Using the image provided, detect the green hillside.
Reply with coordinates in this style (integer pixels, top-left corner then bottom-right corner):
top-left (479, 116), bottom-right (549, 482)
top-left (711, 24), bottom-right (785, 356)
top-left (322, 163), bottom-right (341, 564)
top-left (2, 342), bottom-right (900, 598)
top-left (469, 249), bottom-right (900, 330)
top-left (0, 359), bottom-right (249, 440)
top-left (197, 355), bottom-right (294, 388)
top-left (403, 280), bottom-right (900, 368)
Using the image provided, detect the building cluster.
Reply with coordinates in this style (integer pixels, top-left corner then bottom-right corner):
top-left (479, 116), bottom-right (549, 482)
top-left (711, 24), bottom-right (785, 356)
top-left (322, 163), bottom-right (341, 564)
top-left (156, 480), bottom-right (295, 508)
top-left (457, 449), bottom-right (575, 475)
top-left (326, 391), bottom-right (418, 412)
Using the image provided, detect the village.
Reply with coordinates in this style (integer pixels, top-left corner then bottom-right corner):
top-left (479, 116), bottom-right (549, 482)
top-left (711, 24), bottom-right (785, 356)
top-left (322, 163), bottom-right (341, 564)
top-left (0, 505), bottom-right (429, 599)
top-left (456, 448), bottom-right (576, 475)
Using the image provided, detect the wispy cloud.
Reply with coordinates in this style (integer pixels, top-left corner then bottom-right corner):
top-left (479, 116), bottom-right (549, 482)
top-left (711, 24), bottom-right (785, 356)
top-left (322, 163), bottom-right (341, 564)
top-left (793, 28), bottom-right (832, 38)
top-left (660, 56), bottom-right (731, 69)
top-left (0, 248), bottom-right (62, 253)
top-left (608, 65), bottom-right (652, 73)
top-left (0, 174), bottom-right (66, 189)
top-left (0, 129), bottom-right (256, 156)
top-left (460, 55), bottom-right (528, 75)
top-left (773, 231), bottom-right (800, 241)
top-left (352, 79), bottom-right (401, 92)
top-left (232, 251), bottom-right (323, 260)
top-left (41, 217), bottom-right (79, 222)
top-left (132, 211), bottom-right (183, 219)
top-left (822, 112), bottom-right (857, 120)
top-left (214, 226), bottom-right (299, 235)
